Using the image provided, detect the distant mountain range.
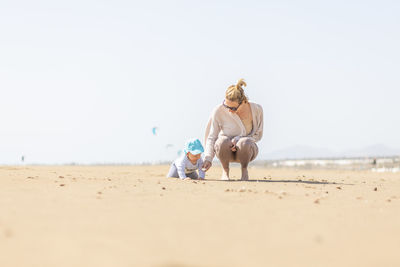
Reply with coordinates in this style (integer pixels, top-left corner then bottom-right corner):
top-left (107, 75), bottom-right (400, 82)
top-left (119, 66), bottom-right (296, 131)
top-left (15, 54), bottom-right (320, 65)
top-left (261, 144), bottom-right (400, 160)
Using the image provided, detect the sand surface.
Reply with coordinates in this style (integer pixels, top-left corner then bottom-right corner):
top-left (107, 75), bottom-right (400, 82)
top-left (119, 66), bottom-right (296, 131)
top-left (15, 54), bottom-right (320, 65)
top-left (1, 165), bottom-right (399, 267)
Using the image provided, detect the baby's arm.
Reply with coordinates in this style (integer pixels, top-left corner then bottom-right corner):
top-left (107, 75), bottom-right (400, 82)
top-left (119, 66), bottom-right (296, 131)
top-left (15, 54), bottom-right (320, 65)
top-left (175, 158), bottom-right (188, 180)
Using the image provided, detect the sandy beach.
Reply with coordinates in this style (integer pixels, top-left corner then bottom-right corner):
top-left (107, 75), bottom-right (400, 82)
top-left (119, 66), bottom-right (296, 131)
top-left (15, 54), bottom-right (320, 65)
top-left (0, 165), bottom-right (399, 267)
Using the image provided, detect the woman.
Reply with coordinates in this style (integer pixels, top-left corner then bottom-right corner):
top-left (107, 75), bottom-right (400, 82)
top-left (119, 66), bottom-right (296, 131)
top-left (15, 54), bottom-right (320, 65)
top-left (202, 79), bottom-right (264, 180)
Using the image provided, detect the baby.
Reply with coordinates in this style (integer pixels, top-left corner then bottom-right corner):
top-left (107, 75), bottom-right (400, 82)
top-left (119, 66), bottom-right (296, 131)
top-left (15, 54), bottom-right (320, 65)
top-left (166, 138), bottom-right (206, 180)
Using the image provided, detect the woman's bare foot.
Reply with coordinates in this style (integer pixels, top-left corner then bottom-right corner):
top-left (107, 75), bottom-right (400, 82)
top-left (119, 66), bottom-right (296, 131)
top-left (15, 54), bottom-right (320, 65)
top-left (221, 170), bottom-right (230, 180)
top-left (240, 168), bottom-right (249, 181)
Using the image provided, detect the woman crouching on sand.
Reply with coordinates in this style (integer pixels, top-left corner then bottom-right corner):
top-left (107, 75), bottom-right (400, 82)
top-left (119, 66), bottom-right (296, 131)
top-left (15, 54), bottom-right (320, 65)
top-left (202, 79), bottom-right (264, 180)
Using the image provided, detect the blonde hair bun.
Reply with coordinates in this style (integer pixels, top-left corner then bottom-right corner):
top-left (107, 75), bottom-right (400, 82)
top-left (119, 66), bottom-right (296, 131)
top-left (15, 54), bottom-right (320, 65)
top-left (225, 78), bottom-right (248, 104)
top-left (236, 78), bottom-right (247, 89)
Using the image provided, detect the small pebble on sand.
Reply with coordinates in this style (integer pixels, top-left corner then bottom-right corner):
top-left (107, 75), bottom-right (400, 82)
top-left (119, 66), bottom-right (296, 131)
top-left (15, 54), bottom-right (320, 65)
top-left (162, 187), bottom-right (166, 190)
top-left (59, 184), bottom-right (65, 187)
top-left (374, 187), bottom-right (378, 191)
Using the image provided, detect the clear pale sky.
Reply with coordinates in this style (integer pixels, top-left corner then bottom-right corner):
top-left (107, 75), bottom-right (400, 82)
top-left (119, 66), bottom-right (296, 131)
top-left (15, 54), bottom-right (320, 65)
top-left (1, 0), bottom-right (399, 164)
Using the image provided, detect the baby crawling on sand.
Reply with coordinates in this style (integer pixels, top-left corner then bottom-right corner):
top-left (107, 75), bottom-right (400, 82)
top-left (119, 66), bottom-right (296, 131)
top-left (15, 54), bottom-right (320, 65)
top-left (166, 138), bottom-right (206, 180)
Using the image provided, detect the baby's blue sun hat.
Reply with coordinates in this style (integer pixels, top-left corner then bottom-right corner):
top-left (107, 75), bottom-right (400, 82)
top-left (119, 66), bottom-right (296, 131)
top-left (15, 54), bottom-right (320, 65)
top-left (184, 138), bottom-right (204, 155)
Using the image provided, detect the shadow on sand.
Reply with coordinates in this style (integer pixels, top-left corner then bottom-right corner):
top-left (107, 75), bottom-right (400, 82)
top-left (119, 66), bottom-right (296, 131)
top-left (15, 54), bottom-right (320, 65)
top-left (204, 178), bottom-right (353, 186)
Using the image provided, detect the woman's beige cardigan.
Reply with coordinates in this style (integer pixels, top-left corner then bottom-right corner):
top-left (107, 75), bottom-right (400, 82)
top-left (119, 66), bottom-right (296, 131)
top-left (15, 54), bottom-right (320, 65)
top-left (204, 101), bottom-right (264, 162)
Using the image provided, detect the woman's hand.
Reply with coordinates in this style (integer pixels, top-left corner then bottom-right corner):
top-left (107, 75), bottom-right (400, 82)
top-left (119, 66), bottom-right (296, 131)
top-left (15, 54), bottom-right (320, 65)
top-left (202, 160), bottom-right (212, 171)
top-left (231, 138), bottom-right (238, 152)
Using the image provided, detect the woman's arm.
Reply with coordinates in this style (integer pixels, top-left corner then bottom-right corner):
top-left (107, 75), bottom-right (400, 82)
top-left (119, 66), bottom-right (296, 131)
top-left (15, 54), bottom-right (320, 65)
top-left (249, 105), bottom-right (264, 142)
top-left (204, 110), bottom-right (221, 163)
top-left (197, 158), bottom-right (206, 179)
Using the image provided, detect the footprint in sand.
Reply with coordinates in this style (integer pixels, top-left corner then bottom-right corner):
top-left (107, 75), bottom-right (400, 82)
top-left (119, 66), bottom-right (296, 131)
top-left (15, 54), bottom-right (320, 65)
top-left (279, 191), bottom-right (287, 196)
top-left (4, 228), bottom-right (13, 238)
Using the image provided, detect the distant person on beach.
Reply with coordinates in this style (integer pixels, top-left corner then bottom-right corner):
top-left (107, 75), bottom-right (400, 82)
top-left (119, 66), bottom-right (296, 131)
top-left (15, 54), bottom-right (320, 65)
top-left (166, 138), bottom-right (206, 180)
top-left (202, 79), bottom-right (264, 180)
